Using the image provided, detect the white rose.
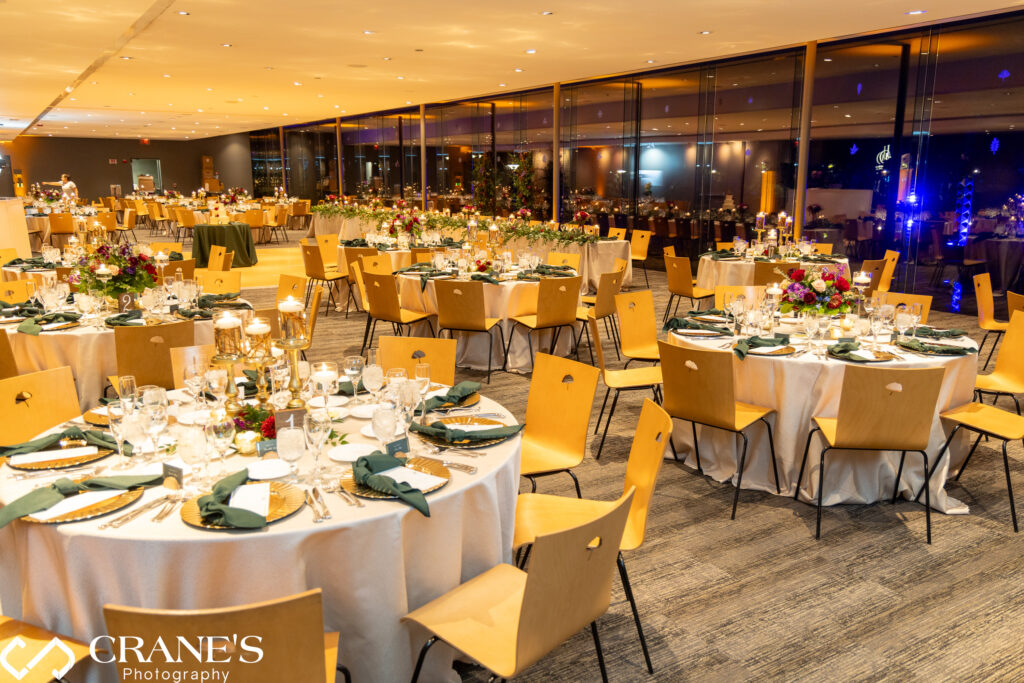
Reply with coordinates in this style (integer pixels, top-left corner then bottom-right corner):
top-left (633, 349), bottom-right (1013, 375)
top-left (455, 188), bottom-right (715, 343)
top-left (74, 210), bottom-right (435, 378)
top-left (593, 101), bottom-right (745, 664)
top-left (138, 245), bottom-right (153, 257)
top-left (811, 279), bottom-right (827, 292)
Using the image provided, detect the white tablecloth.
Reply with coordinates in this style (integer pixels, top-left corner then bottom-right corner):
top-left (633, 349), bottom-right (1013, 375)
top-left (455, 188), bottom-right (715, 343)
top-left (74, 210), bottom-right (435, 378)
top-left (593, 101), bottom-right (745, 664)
top-left (0, 394), bottom-right (521, 683)
top-left (4, 320), bottom-right (214, 410)
top-left (667, 331), bottom-right (977, 512)
top-left (501, 238), bottom-right (631, 293)
top-left (696, 255), bottom-right (850, 290)
top-left (311, 215), bottom-right (372, 239)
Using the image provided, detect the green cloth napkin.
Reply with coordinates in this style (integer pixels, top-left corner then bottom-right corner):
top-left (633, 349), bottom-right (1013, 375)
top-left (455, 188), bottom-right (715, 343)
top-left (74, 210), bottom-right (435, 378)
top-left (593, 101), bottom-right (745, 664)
top-left (197, 469), bottom-right (267, 529)
top-left (422, 381), bottom-right (480, 412)
top-left (703, 249), bottom-right (739, 260)
top-left (414, 269), bottom-right (455, 291)
top-left (802, 255), bottom-right (840, 264)
top-left (17, 312), bottom-right (81, 335)
top-left (335, 379), bottom-right (366, 396)
top-left (4, 257), bottom-right (57, 271)
top-left (0, 427), bottom-right (127, 457)
top-left (734, 334), bottom-right (791, 360)
top-left (687, 308), bottom-right (733, 319)
top-left (471, 273), bottom-right (499, 285)
top-left (910, 326), bottom-right (966, 339)
top-left (409, 420), bottom-right (524, 444)
top-left (340, 238), bottom-right (368, 247)
top-left (175, 308), bottom-right (213, 320)
top-left (896, 338), bottom-right (976, 356)
top-left (0, 300), bottom-right (42, 318)
top-left (168, 251), bottom-right (184, 261)
top-left (827, 341), bottom-right (874, 362)
top-left (516, 272), bottom-right (541, 282)
top-left (353, 452), bottom-right (430, 517)
top-left (197, 293), bottom-right (252, 310)
top-left (104, 310), bottom-right (144, 326)
top-left (239, 370), bottom-right (263, 397)
top-left (663, 317), bottom-right (732, 335)
top-left (395, 263), bottom-right (434, 273)
top-left (533, 264), bottom-right (576, 277)
top-left (0, 473), bottom-right (165, 530)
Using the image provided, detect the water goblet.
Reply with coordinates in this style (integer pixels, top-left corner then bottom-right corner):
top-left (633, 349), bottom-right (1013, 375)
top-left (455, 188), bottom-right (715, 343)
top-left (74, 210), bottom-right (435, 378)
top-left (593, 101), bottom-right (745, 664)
top-left (303, 411), bottom-right (331, 485)
top-left (343, 355), bottom-right (365, 402)
top-left (205, 412), bottom-right (235, 477)
top-left (372, 404), bottom-right (398, 447)
top-left (277, 426), bottom-right (305, 483)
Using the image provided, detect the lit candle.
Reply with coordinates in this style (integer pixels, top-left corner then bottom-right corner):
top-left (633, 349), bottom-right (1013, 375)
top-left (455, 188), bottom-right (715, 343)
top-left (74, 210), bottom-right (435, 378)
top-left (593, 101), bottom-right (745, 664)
top-left (214, 312), bottom-right (244, 356)
top-left (245, 317), bottom-right (272, 358)
top-left (277, 296), bottom-right (306, 340)
top-left (95, 263), bottom-right (111, 275)
top-left (766, 282), bottom-right (783, 297)
top-left (853, 271), bottom-right (872, 286)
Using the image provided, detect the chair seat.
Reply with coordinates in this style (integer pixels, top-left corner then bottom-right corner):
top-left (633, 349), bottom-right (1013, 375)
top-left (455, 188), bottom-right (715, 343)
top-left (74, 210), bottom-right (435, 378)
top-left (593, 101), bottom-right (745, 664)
top-left (403, 563), bottom-right (526, 678)
top-left (390, 309), bottom-right (430, 324)
top-left (813, 416), bottom-right (839, 447)
top-left (514, 492), bottom-right (622, 550)
top-left (520, 434), bottom-right (584, 476)
top-left (580, 294), bottom-right (596, 306)
top-left (511, 314), bottom-right (572, 330)
top-left (979, 320), bottom-right (1009, 332)
top-left (941, 402), bottom-right (1024, 440)
top-left (485, 317), bottom-right (500, 330)
top-left (976, 371), bottom-right (1024, 395)
top-left (735, 401), bottom-right (773, 431)
top-left (622, 342), bottom-right (660, 362)
top-left (603, 365), bottom-right (663, 390)
top-left (575, 306), bottom-right (612, 322)
top-left (0, 616), bottom-right (92, 683)
top-left (314, 272), bottom-right (345, 283)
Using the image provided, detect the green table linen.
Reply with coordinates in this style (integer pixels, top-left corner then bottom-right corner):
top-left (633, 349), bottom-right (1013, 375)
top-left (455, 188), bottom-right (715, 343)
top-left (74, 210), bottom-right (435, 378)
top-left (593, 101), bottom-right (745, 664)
top-left (733, 334), bottom-right (791, 360)
top-left (191, 223), bottom-right (258, 267)
top-left (353, 453), bottom-right (430, 516)
top-left (197, 469), bottom-right (267, 529)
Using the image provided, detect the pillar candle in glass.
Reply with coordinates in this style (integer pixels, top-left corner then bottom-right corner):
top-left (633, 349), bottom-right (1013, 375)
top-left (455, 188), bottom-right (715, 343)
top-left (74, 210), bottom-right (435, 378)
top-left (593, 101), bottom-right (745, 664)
top-left (277, 296), bottom-right (306, 340)
top-left (213, 311), bottom-right (245, 356)
top-left (245, 317), bottom-right (273, 360)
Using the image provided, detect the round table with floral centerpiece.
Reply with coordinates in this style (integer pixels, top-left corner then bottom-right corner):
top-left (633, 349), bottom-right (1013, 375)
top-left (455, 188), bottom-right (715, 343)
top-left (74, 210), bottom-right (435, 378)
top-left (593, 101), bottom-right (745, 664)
top-left (696, 251), bottom-right (850, 290)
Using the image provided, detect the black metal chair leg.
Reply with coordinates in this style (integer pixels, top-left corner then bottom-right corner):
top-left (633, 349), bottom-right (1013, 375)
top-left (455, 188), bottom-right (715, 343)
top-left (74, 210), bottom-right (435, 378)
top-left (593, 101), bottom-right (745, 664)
top-left (504, 322), bottom-right (517, 368)
top-left (1002, 440), bottom-right (1019, 532)
top-left (794, 428), bottom-right (819, 501)
top-left (410, 636), bottom-right (438, 683)
top-left (955, 432), bottom-right (984, 480)
top-left (816, 448), bottom-right (829, 539)
top-left (984, 332), bottom-right (1000, 370)
top-left (550, 326), bottom-right (561, 355)
top-left (527, 475), bottom-right (537, 492)
top-left (617, 554), bottom-right (654, 674)
top-left (359, 315), bottom-right (373, 355)
top-left (567, 469), bottom-right (583, 498)
top-left (337, 665), bottom-right (352, 683)
top-left (892, 451), bottom-right (907, 503)
top-left (518, 544), bottom-right (532, 570)
top-left (730, 431), bottom-right (749, 520)
top-left (691, 421), bottom-right (703, 474)
top-left (664, 294), bottom-right (676, 323)
top-left (596, 390), bottom-right (619, 460)
top-left (610, 317), bottom-right (621, 360)
top-left (915, 425), bottom-right (960, 503)
top-left (761, 417), bottom-right (780, 494)
top-left (920, 450), bottom-right (932, 544)
top-left (496, 325), bottom-right (508, 372)
top-left (590, 621), bottom-right (609, 683)
top-left (595, 388), bottom-right (610, 435)
top-left (583, 323), bottom-right (595, 366)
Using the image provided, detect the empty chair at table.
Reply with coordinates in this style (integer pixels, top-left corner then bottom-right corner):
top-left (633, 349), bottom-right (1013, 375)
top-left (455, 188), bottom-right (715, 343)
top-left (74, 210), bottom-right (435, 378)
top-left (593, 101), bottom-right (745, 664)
top-left (48, 212), bottom-right (76, 249)
top-left (434, 278), bottom-right (506, 383)
top-left (975, 311), bottom-right (1024, 415)
top-left (879, 292), bottom-right (932, 324)
top-left (0, 279), bottom-right (35, 303)
top-left (0, 366), bottom-right (81, 444)
top-left (378, 335), bottom-right (457, 386)
top-left (159, 258), bottom-right (196, 284)
top-left (615, 290), bottom-right (661, 365)
top-left (276, 274), bottom-right (307, 303)
top-left (360, 272), bottom-right (433, 354)
top-left (974, 272), bottom-right (1009, 370)
top-left (753, 260), bottom-right (799, 287)
top-left (507, 276), bottom-right (583, 365)
top-left (664, 255), bottom-right (712, 320)
top-left (174, 207), bottom-right (197, 244)
top-left (169, 344), bottom-right (217, 389)
top-left (112, 320), bottom-right (196, 391)
top-left (714, 285), bottom-right (765, 310)
top-left (546, 251), bottom-right (581, 271)
top-left (266, 204), bottom-right (290, 244)
top-left (149, 241), bottom-right (184, 256)
top-left (196, 270), bottom-right (241, 295)
top-left (207, 245), bottom-right (233, 271)
top-left (576, 269), bottom-right (625, 363)
top-left (300, 244), bottom-right (343, 315)
top-left (608, 227), bottom-right (627, 241)
top-left (0, 333), bottom-right (17, 379)
top-left (361, 253), bottom-right (393, 275)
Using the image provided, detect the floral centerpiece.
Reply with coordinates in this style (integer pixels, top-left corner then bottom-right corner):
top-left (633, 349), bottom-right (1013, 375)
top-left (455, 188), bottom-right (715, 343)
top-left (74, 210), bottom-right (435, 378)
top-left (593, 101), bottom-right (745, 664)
top-left (778, 266), bottom-right (854, 314)
top-left (164, 189), bottom-right (180, 199)
top-left (222, 187), bottom-right (250, 205)
top-left (70, 243), bottom-right (158, 298)
top-left (515, 208), bottom-right (532, 221)
top-left (235, 404), bottom-right (275, 440)
top-left (31, 184), bottom-right (61, 204)
top-left (573, 210), bottom-right (591, 227)
top-left (388, 213), bottom-right (423, 238)
top-left (474, 258), bottom-right (493, 274)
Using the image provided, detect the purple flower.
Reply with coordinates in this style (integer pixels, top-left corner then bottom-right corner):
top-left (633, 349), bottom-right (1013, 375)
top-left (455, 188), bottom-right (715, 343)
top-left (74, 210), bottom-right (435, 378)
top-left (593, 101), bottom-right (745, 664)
top-left (788, 283), bottom-right (808, 298)
top-left (124, 266), bottom-right (136, 275)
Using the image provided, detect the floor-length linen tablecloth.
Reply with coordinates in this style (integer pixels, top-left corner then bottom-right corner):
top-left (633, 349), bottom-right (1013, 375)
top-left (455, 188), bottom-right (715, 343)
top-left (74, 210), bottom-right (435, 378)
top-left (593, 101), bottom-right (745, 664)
top-left (310, 214), bottom-right (369, 239)
top-left (667, 332), bottom-right (977, 513)
top-left (0, 395), bottom-right (521, 683)
top-left (966, 237), bottom-right (1023, 292)
top-left (191, 223), bottom-right (258, 267)
top-left (4, 321), bottom-right (214, 410)
top-left (696, 255), bottom-right (850, 290)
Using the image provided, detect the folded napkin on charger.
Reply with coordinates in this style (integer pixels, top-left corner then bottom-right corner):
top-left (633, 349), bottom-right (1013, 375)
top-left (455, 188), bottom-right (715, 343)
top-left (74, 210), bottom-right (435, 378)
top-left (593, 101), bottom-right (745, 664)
top-left (663, 317), bottom-right (732, 335)
top-left (409, 420), bottom-right (524, 444)
top-left (910, 326), bottom-right (966, 339)
top-left (733, 334), bottom-right (790, 360)
top-left (703, 249), bottom-right (739, 260)
top-left (827, 341), bottom-right (875, 362)
top-left (533, 264), bottom-right (576, 276)
top-left (687, 308), bottom-right (733, 319)
top-left (0, 427), bottom-right (126, 457)
top-left (422, 381), bottom-right (480, 412)
top-left (197, 469), bottom-right (267, 529)
top-left (896, 338), bottom-right (976, 356)
top-left (418, 269), bottom-right (456, 291)
top-left (16, 311), bottom-right (82, 335)
top-left (394, 263), bottom-right (435, 274)
top-left (340, 238), bottom-right (368, 247)
top-left (197, 293), bottom-right (251, 310)
top-left (353, 452), bottom-right (430, 516)
top-left (335, 379), bottom-right (366, 396)
top-left (4, 257), bottom-right (58, 271)
top-left (471, 273), bottom-right (500, 285)
top-left (168, 251), bottom-right (184, 261)
top-left (175, 308), bottom-right (213, 320)
top-left (104, 310), bottom-right (144, 326)
top-left (0, 300), bottom-right (42, 317)
top-left (0, 473), bottom-right (164, 530)
top-left (516, 272), bottom-right (541, 281)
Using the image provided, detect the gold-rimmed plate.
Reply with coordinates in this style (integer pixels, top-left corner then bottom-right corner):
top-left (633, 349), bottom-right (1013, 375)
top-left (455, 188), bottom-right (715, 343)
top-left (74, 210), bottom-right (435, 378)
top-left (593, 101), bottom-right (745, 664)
top-left (828, 349), bottom-right (897, 363)
top-left (671, 328), bottom-right (728, 338)
top-left (83, 409), bottom-right (110, 427)
top-left (22, 487), bottom-right (143, 524)
top-left (6, 443), bottom-right (114, 471)
top-left (432, 392), bottom-right (481, 411)
top-left (415, 415), bottom-right (509, 449)
top-left (40, 322), bottom-right (80, 332)
top-left (339, 456), bottom-right (451, 499)
top-left (744, 345), bottom-right (797, 357)
top-left (0, 317), bottom-right (27, 325)
top-left (105, 317), bottom-right (163, 328)
top-left (692, 315), bottom-right (731, 324)
top-left (180, 481), bottom-right (304, 530)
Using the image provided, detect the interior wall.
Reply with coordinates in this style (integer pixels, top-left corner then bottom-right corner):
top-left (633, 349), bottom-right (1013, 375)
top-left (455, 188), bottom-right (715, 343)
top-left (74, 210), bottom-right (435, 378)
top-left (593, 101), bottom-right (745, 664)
top-left (1, 133), bottom-right (252, 200)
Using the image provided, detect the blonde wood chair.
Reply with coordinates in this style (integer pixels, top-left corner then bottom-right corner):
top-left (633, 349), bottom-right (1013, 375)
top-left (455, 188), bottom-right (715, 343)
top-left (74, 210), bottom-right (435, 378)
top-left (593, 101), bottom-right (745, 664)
top-left (48, 212), bottom-right (76, 248)
top-left (149, 241), bottom-right (183, 255)
top-left (404, 489), bottom-right (635, 683)
top-left (514, 399), bottom-right (672, 673)
top-left (663, 245), bottom-right (676, 258)
top-left (507, 276), bottom-right (583, 366)
top-left (411, 247), bottom-right (435, 264)
top-left (753, 260), bottom-right (799, 287)
top-left (630, 230), bottom-right (652, 287)
top-left (614, 290), bottom-right (661, 365)
top-left (243, 208), bottom-right (267, 244)
top-left (169, 344), bottom-right (216, 389)
top-left (0, 616), bottom-right (92, 683)
top-left (879, 291), bottom-right (932, 324)
top-left (0, 247), bottom-right (17, 265)
top-left (975, 311), bottom-right (1024, 415)
top-left (658, 340), bottom-right (779, 518)
top-left (434, 279), bottom-right (505, 382)
top-left (813, 242), bottom-right (834, 255)
top-left (520, 353), bottom-right (600, 497)
top-left (795, 365), bottom-right (946, 542)
top-left (608, 227), bottom-right (627, 241)
top-left (361, 253), bottom-right (393, 275)
top-left (300, 285), bottom-right (325, 361)
top-left (576, 269), bottom-right (625, 363)
top-left (276, 274), bottom-right (307, 303)
top-left (339, 246), bottom-right (377, 316)
top-left (103, 589), bottom-right (346, 683)
top-left (174, 207), bottom-right (197, 244)
top-left (301, 244), bottom-right (344, 316)
top-left (158, 258), bottom-right (195, 284)
top-left (0, 332), bottom-right (17, 379)
top-left (378, 335), bottom-right (457, 386)
top-left (196, 270), bottom-right (241, 295)
top-left (0, 366), bottom-right (81, 445)
top-left (546, 251), bottom-right (581, 271)
top-left (266, 204), bottom-right (290, 244)
top-left (715, 241), bottom-right (735, 251)
top-left (878, 249), bottom-right (900, 293)
top-left (118, 208), bottom-right (138, 243)
top-left (859, 258), bottom-right (887, 298)
top-left (113, 320), bottom-right (195, 390)
top-left (1008, 291), bottom-right (1024, 320)
top-left (714, 285), bottom-right (765, 310)
top-left (360, 272), bottom-right (433, 354)
top-left (664, 255), bottom-right (712, 320)
top-left (589, 317), bottom-right (662, 459)
top-left (207, 245), bottom-right (233, 271)
top-left (0, 279), bottom-right (35, 303)
top-left (90, 211), bottom-right (117, 237)
top-left (314, 234), bottom-right (339, 265)
top-left (975, 272), bottom-right (1009, 370)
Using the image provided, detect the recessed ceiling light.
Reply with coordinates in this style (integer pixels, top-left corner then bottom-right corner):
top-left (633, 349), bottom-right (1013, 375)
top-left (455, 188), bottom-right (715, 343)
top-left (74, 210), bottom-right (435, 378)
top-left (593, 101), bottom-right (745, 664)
top-left (514, 68), bottom-right (523, 72)
top-left (823, 57), bottom-right (833, 62)
top-left (396, 76), bottom-right (404, 80)
top-left (221, 43), bottom-right (232, 47)
top-left (177, 10), bottom-right (189, 15)
top-left (363, 30), bottom-right (375, 34)
top-left (334, 105), bottom-right (340, 108)
top-left (383, 57), bottom-right (391, 61)
top-left (844, 113), bottom-right (852, 118)
top-left (541, 10), bottom-right (553, 15)
top-left (498, 83), bottom-right (507, 87)
top-left (525, 49), bottom-right (537, 54)
top-left (163, 74), bottom-right (171, 78)
top-left (698, 30), bottom-right (711, 35)
top-left (646, 60), bottom-right (655, 64)
top-left (906, 9), bottom-right (926, 14)
top-left (197, 109), bottom-right (203, 112)
top-left (293, 81), bottom-right (302, 86)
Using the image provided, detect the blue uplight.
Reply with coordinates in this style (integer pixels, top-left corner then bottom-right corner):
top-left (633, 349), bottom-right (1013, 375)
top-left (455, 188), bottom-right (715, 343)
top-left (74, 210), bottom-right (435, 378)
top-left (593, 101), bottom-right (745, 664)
top-left (991, 137), bottom-right (1000, 154)
top-left (850, 143), bottom-right (859, 155)
top-left (856, 83), bottom-right (863, 95)
top-left (951, 281), bottom-right (962, 312)
top-left (998, 69), bottom-right (1011, 81)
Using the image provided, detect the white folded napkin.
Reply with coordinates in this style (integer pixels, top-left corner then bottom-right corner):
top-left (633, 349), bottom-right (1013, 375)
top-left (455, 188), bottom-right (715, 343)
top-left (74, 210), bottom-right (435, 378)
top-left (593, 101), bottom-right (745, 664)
top-left (376, 466), bottom-right (446, 490)
top-left (10, 446), bottom-right (98, 467)
top-left (29, 490), bottom-right (123, 522)
top-left (229, 482), bottom-right (270, 516)
top-left (749, 345), bottom-right (786, 355)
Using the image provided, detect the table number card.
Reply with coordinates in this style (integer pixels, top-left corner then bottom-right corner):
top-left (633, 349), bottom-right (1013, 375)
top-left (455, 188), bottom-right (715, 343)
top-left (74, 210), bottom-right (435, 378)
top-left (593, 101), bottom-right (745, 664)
top-left (273, 409), bottom-right (305, 432)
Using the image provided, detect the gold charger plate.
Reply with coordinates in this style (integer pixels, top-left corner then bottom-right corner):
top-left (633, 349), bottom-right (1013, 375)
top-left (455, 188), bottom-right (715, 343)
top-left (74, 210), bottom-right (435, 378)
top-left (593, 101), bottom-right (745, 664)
top-left (692, 315), bottom-right (732, 324)
top-left (433, 392), bottom-right (481, 411)
top-left (0, 317), bottom-right (27, 325)
top-left (22, 487), bottom-right (143, 524)
top-left (40, 322), bottom-right (80, 332)
top-left (672, 328), bottom-right (728, 338)
top-left (180, 481), bottom-right (304, 530)
top-left (744, 345), bottom-right (797, 357)
top-left (828, 349), bottom-right (897, 363)
top-left (415, 415), bottom-right (508, 450)
top-left (339, 456), bottom-right (451, 499)
top-left (83, 409), bottom-right (110, 427)
top-left (6, 443), bottom-right (114, 471)
top-left (105, 317), bottom-right (163, 328)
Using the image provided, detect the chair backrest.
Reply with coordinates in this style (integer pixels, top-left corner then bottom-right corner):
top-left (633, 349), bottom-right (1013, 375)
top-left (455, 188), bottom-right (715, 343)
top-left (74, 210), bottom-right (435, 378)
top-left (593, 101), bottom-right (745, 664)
top-left (378, 336), bottom-right (457, 385)
top-left (0, 331), bottom-right (17, 379)
top-left (993, 312), bottom-right (1024, 380)
top-left (350, 261), bottom-right (368, 309)
top-left (664, 254), bottom-right (696, 297)
top-left (753, 260), bottom-right (798, 287)
top-left (833, 365), bottom-right (946, 451)
top-left (207, 245), bottom-right (231, 271)
top-left (169, 344), bottom-right (216, 389)
top-left (590, 269), bottom-right (626, 320)
top-left (714, 285), bottom-right (764, 309)
top-left (0, 367), bottom-right (81, 445)
top-left (614, 290), bottom-right (658, 358)
top-left (156, 259), bottom-right (194, 285)
top-left (362, 272), bottom-right (403, 322)
top-left (0, 279), bottom-right (35, 302)
top-left (715, 241), bottom-right (735, 251)
top-left (342, 247), bottom-right (377, 284)
top-left (663, 245), bottom-right (676, 258)
top-left (314, 234), bottom-right (339, 264)
top-left (877, 250), bottom-right (899, 292)
top-left (434, 279), bottom-right (487, 332)
top-left (629, 230), bottom-right (652, 260)
top-left (48, 213), bottom-right (75, 234)
top-left (305, 285), bottom-right (324, 340)
top-left (813, 242), bottom-right (834, 255)
top-left (361, 254), bottom-right (393, 275)
top-left (243, 208), bottom-right (264, 228)
top-left (0, 247), bottom-right (17, 264)
top-left (621, 399), bottom-right (673, 550)
top-left (607, 227), bottom-right (627, 241)
top-left (546, 251), bottom-right (581, 271)
top-left (300, 244), bottom-right (330, 280)
top-left (524, 353), bottom-right (599, 463)
top-left (1007, 291), bottom-right (1024, 320)
top-left (150, 242), bottom-right (183, 255)
top-left (91, 212), bottom-right (117, 232)
top-left (196, 270), bottom-right (241, 294)
top-left (860, 258), bottom-right (886, 297)
top-left (515, 489), bottom-right (634, 674)
top-left (275, 204), bottom-right (289, 227)
top-left (114, 320), bottom-right (196, 389)
top-left (879, 291), bottom-right (932, 324)
top-left (122, 208), bottom-right (137, 227)
top-left (974, 272), bottom-right (998, 326)
top-left (103, 589), bottom-right (330, 683)
top-left (658, 340), bottom-right (737, 431)
top-left (536, 276), bottom-right (582, 328)
top-left (253, 308), bottom-right (283, 339)
top-left (291, 200), bottom-right (310, 216)
top-left (276, 274), bottom-right (307, 303)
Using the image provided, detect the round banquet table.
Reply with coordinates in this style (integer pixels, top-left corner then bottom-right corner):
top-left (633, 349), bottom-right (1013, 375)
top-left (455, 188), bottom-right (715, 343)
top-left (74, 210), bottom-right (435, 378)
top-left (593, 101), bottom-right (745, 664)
top-left (396, 273), bottom-right (580, 374)
top-left (191, 223), bottom-right (259, 267)
top-left (2, 265), bottom-right (55, 282)
top-left (696, 255), bottom-right (850, 291)
top-left (966, 237), bottom-right (1023, 292)
top-left (667, 328), bottom-right (977, 513)
top-left (3, 319), bottom-right (214, 411)
top-left (312, 214), bottom-right (371, 239)
top-left (0, 393), bottom-right (521, 683)
top-left (501, 237), bottom-right (632, 293)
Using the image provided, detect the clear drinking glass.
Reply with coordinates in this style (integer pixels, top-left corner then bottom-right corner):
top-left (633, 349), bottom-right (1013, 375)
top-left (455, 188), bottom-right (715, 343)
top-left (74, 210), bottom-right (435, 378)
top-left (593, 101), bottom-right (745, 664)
top-left (303, 411), bottom-right (331, 485)
top-left (909, 303), bottom-right (923, 338)
top-left (205, 413), bottom-right (235, 477)
top-left (343, 356), bottom-right (364, 402)
top-left (277, 427), bottom-right (305, 482)
top-left (106, 400), bottom-right (133, 470)
top-left (205, 368), bottom-right (228, 407)
top-left (371, 404), bottom-right (398, 446)
top-left (184, 360), bottom-right (205, 403)
top-left (310, 361), bottom-right (339, 410)
top-left (362, 363), bottom-right (384, 406)
top-left (176, 424), bottom-right (209, 491)
top-left (894, 305), bottom-right (914, 342)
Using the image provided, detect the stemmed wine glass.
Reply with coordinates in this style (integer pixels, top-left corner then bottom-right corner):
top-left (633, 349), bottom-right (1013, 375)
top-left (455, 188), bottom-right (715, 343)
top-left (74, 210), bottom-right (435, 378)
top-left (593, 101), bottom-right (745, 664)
top-left (303, 411), bottom-right (331, 485)
top-left (869, 310), bottom-right (885, 352)
top-left (372, 403), bottom-right (398, 448)
top-left (894, 304), bottom-right (914, 342)
top-left (140, 387), bottom-right (169, 462)
top-left (205, 412), bottom-right (235, 478)
top-left (183, 360), bottom-right (205, 404)
top-left (205, 368), bottom-right (228, 408)
top-left (362, 360), bottom-right (385, 407)
top-left (414, 362), bottom-right (431, 420)
top-left (802, 310), bottom-right (822, 358)
top-left (344, 356), bottom-right (365, 403)
top-left (310, 361), bottom-right (339, 411)
top-left (909, 302), bottom-right (923, 338)
top-left (106, 400), bottom-right (133, 470)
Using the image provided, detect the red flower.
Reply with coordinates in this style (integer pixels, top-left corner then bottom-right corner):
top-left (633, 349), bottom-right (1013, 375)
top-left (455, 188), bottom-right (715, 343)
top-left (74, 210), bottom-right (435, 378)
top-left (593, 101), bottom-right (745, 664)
top-left (789, 268), bottom-right (805, 282)
top-left (260, 416), bottom-right (276, 439)
top-left (827, 294), bottom-right (842, 309)
top-left (836, 277), bottom-right (850, 292)
top-left (138, 254), bottom-right (148, 262)
top-left (145, 264), bottom-right (157, 276)
top-left (822, 271), bottom-right (836, 282)
top-left (803, 291), bottom-right (817, 304)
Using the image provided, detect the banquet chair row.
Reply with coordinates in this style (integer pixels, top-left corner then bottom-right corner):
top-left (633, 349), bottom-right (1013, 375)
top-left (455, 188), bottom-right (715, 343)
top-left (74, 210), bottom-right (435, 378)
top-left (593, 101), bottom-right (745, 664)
top-left (196, 270), bottom-right (241, 294)
top-left (434, 278), bottom-right (506, 383)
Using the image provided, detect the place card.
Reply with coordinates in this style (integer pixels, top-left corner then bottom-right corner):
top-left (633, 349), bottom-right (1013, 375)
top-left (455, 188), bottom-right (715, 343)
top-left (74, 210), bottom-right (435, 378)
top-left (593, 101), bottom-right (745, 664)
top-left (748, 346), bottom-right (786, 355)
top-left (376, 466), bottom-right (446, 490)
top-left (29, 490), bottom-right (123, 522)
top-left (850, 350), bottom-right (876, 361)
top-left (9, 446), bottom-right (98, 467)
top-left (229, 482), bottom-right (270, 517)
top-left (385, 437), bottom-right (410, 457)
top-left (163, 461), bottom-right (184, 488)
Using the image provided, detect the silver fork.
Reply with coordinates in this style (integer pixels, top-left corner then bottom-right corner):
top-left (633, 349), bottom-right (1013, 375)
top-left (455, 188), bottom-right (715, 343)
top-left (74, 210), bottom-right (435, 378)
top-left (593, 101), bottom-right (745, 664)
top-left (312, 487), bottom-right (332, 520)
top-left (409, 456), bottom-right (476, 474)
top-left (304, 490), bottom-right (323, 523)
top-left (15, 465), bottom-right (104, 481)
top-left (152, 493), bottom-right (183, 522)
top-left (99, 495), bottom-right (170, 529)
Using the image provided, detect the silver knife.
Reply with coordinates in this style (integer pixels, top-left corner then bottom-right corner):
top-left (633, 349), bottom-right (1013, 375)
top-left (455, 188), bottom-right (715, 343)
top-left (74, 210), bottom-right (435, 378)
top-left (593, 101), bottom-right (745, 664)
top-left (99, 495), bottom-right (170, 529)
top-left (311, 487), bottom-right (332, 520)
top-left (304, 490), bottom-right (323, 523)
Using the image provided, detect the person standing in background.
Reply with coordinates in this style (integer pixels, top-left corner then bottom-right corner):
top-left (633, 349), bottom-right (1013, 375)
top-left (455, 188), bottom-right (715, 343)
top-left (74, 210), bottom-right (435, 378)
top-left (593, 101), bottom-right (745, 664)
top-left (43, 173), bottom-right (78, 203)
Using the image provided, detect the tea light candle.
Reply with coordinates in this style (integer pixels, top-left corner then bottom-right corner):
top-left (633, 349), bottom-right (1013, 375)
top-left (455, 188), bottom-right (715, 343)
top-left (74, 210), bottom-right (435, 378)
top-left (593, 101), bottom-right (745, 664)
top-left (766, 283), bottom-right (783, 297)
top-left (853, 271), bottom-right (872, 286)
top-left (277, 296), bottom-right (305, 340)
top-left (214, 312), bottom-right (244, 356)
top-left (95, 264), bottom-right (111, 276)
